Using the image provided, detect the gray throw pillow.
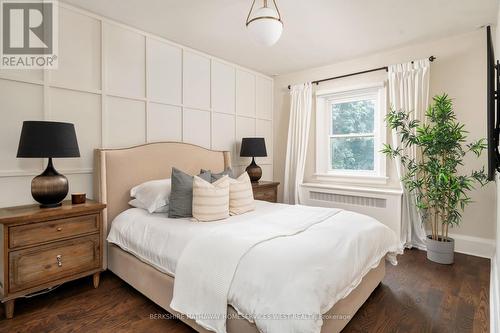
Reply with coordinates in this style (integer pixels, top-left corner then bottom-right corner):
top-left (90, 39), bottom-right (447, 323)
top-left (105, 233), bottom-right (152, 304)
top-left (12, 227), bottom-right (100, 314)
top-left (201, 167), bottom-right (234, 182)
top-left (168, 168), bottom-right (211, 218)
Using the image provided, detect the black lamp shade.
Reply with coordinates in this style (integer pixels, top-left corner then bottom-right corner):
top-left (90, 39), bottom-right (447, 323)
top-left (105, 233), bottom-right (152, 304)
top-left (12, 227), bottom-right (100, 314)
top-left (17, 121), bottom-right (80, 158)
top-left (240, 137), bottom-right (267, 157)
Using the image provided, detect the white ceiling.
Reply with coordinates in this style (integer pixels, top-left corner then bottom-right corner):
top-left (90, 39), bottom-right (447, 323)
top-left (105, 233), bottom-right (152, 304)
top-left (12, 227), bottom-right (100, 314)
top-left (62, 0), bottom-right (498, 75)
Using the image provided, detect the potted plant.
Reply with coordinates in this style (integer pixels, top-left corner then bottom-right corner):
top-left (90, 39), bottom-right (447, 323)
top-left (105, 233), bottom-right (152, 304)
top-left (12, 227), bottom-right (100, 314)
top-left (382, 94), bottom-right (489, 264)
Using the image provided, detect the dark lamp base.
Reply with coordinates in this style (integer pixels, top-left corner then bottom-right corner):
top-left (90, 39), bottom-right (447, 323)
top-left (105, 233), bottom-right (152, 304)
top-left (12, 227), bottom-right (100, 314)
top-left (31, 158), bottom-right (69, 208)
top-left (39, 203), bottom-right (63, 209)
top-left (245, 157), bottom-right (262, 182)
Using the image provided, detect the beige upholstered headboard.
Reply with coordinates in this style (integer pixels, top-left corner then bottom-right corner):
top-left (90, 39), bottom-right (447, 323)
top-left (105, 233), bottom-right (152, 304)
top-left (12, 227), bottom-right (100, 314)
top-left (94, 142), bottom-right (231, 266)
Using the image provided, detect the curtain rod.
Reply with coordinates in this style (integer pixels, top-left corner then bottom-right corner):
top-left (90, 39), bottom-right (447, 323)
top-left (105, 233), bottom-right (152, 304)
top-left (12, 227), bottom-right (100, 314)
top-left (287, 56), bottom-right (436, 89)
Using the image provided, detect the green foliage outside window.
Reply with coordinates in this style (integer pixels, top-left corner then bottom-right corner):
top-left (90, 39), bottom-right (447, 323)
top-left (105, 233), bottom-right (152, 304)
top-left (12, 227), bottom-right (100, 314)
top-left (330, 100), bottom-right (375, 170)
top-left (331, 137), bottom-right (374, 170)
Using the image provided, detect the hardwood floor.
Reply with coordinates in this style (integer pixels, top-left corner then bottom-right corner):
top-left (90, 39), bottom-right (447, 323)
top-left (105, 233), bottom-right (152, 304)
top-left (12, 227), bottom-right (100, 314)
top-left (343, 249), bottom-right (490, 333)
top-left (0, 249), bottom-right (489, 333)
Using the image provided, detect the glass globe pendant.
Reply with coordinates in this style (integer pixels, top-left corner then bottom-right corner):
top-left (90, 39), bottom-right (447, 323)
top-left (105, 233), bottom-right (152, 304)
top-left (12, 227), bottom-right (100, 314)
top-left (246, 0), bottom-right (283, 47)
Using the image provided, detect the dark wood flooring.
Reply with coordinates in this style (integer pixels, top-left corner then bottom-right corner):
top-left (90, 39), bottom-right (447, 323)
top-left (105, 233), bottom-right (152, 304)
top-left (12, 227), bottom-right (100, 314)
top-left (0, 249), bottom-right (490, 333)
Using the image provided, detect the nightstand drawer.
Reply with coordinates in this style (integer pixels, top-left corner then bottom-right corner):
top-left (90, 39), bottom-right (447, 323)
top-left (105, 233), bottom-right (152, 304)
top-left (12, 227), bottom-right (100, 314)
top-left (9, 235), bottom-right (100, 293)
top-left (9, 214), bottom-right (99, 249)
top-left (253, 188), bottom-right (277, 203)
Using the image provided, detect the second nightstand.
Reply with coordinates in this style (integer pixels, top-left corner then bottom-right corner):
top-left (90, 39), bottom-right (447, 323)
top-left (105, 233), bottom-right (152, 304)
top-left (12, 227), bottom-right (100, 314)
top-left (0, 200), bottom-right (106, 319)
top-left (251, 181), bottom-right (280, 203)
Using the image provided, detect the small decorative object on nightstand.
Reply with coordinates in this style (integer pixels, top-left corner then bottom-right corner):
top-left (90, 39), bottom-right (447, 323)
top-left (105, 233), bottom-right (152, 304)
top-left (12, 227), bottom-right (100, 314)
top-left (240, 137), bottom-right (267, 182)
top-left (17, 121), bottom-right (80, 208)
top-left (71, 193), bottom-right (86, 205)
top-left (0, 200), bottom-right (105, 319)
top-left (252, 181), bottom-right (280, 203)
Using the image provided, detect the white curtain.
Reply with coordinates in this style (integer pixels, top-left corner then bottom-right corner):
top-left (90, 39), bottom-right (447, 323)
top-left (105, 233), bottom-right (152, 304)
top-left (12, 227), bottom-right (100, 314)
top-left (283, 83), bottom-right (313, 204)
top-left (388, 59), bottom-right (430, 249)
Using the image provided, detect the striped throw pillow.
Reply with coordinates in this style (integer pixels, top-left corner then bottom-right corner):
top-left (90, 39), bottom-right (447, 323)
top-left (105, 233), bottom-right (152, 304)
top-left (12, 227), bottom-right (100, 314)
top-left (192, 175), bottom-right (230, 222)
top-left (229, 172), bottom-right (255, 215)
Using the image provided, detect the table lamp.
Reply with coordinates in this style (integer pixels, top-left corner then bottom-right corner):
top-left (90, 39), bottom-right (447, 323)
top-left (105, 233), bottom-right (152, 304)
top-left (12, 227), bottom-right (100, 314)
top-left (240, 137), bottom-right (267, 182)
top-left (17, 121), bottom-right (80, 208)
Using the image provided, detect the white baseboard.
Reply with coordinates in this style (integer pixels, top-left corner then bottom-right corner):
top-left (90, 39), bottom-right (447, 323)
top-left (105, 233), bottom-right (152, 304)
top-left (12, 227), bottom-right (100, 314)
top-left (448, 233), bottom-right (495, 258)
top-left (491, 256), bottom-right (499, 333)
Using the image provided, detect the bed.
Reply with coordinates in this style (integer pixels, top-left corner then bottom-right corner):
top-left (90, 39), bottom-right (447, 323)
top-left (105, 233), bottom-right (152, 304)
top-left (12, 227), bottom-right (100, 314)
top-left (94, 142), bottom-right (400, 333)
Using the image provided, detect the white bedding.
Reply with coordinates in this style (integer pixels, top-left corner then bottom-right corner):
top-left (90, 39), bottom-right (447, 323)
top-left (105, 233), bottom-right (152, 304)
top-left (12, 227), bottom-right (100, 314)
top-left (107, 200), bottom-right (284, 276)
top-left (107, 201), bottom-right (402, 333)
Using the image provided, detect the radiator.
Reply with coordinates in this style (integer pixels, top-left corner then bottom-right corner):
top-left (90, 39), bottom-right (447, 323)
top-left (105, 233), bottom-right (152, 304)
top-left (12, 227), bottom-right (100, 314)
top-left (301, 183), bottom-right (403, 240)
top-left (309, 191), bottom-right (387, 208)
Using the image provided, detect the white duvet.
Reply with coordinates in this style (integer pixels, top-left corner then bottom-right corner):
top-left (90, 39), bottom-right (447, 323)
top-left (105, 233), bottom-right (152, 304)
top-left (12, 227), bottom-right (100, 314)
top-left (108, 201), bottom-right (402, 333)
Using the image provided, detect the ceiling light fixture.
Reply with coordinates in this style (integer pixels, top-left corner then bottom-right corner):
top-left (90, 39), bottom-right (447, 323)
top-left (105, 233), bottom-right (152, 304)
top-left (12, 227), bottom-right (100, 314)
top-left (246, 0), bottom-right (283, 47)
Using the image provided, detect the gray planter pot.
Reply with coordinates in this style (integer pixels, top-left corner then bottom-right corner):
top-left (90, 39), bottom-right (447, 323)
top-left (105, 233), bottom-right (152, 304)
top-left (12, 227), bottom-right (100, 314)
top-left (426, 235), bottom-right (454, 264)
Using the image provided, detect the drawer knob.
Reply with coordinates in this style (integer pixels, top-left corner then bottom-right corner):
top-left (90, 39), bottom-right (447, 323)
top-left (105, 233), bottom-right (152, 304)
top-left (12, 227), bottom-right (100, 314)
top-left (56, 227), bottom-right (62, 232)
top-left (56, 254), bottom-right (62, 267)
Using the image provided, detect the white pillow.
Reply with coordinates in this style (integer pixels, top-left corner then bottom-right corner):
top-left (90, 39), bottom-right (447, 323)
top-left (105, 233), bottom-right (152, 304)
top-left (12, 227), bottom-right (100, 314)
top-left (128, 198), bottom-right (169, 213)
top-left (130, 178), bottom-right (171, 214)
top-left (192, 175), bottom-right (230, 222)
top-left (229, 172), bottom-right (255, 215)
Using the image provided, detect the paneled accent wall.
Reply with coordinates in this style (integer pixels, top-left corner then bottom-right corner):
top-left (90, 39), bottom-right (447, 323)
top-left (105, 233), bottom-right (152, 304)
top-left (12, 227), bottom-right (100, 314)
top-left (0, 4), bottom-right (273, 207)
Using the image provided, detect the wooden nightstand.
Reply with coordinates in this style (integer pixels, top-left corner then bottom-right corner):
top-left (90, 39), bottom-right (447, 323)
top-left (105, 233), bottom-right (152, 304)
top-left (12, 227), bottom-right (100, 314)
top-left (252, 181), bottom-right (280, 203)
top-left (0, 200), bottom-right (106, 319)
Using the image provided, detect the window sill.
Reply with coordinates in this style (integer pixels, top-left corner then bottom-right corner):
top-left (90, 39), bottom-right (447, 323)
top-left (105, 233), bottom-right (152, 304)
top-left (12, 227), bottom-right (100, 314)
top-left (301, 182), bottom-right (403, 196)
top-left (312, 173), bottom-right (389, 185)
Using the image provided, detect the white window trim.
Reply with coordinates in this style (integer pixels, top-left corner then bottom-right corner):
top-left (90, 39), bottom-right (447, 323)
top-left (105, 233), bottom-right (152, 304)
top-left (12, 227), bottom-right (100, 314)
top-left (315, 82), bottom-right (387, 183)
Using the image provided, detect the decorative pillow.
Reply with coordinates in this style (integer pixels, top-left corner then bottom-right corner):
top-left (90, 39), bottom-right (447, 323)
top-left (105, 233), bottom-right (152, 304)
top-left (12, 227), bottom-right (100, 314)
top-left (130, 178), bottom-right (171, 214)
top-left (192, 175), bottom-right (230, 222)
top-left (201, 167), bottom-right (234, 182)
top-left (128, 198), bottom-right (169, 213)
top-left (229, 172), bottom-right (255, 215)
top-left (168, 168), bottom-right (211, 218)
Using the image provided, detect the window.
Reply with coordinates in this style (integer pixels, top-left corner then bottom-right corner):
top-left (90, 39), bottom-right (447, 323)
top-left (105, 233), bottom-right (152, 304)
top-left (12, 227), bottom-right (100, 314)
top-left (330, 98), bottom-right (375, 171)
top-left (316, 84), bottom-right (386, 182)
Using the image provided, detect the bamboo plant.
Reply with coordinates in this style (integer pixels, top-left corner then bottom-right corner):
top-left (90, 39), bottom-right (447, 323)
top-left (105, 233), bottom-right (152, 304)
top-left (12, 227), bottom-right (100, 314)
top-left (381, 94), bottom-right (489, 241)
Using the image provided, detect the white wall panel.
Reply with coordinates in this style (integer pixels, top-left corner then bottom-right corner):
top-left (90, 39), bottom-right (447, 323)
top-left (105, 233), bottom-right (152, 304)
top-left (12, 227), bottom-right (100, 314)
top-left (106, 23), bottom-right (145, 98)
top-left (67, 174), bottom-right (93, 200)
top-left (183, 51), bottom-right (210, 109)
top-left (0, 80), bottom-right (43, 173)
top-left (147, 38), bottom-right (182, 104)
top-left (235, 116), bottom-right (256, 166)
top-left (106, 97), bottom-right (146, 148)
top-left (256, 77), bottom-right (272, 120)
top-left (236, 70), bottom-right (256, 117)
top-left (50, 7), bottom-right (101, 90)
top-left (183, 108), bottom-right (211, 148)
top-left (0, 69), bottom-right (43, 83)
top-left (256, 119), bottom-right (273, 165)
top-left (260, 164), bottom-right (273, 181)
top-left (49, 88), bottom-right (101, 170)
top-left (0, 4), bottom-right (273, 208)
top-left (212, 113), bottom-right (235, 151)
top-left (148, 103), bottom-right (182, 142)
top-left (212, 61), bottom-right (235, 114)
top-left (0, 177), bottom-right (35, 206)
